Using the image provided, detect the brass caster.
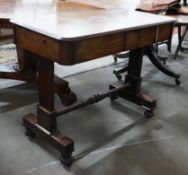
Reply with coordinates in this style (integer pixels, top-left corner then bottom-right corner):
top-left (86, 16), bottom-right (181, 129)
top-left (57, 91), bottom-right (77, 106)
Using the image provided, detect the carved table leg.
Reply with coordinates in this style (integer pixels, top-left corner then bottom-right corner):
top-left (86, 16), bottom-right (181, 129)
top-left (145, 46), bottom-right (181, 86)
top-left (54, 76), bottom-right (77, 106)
top-left (12, 27), bottom-right (76, 105)
top-left (173, 25), bottom-right (188, 60)
top-left (13, 47), bottom-right (77, 106)
top-left (110, 48), bottom-right (156, 118)
top-left (23, 57), bottom-right (74, 166)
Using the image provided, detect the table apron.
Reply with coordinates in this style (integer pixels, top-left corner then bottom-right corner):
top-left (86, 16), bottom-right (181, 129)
top-left (14, 23), bottom-right (173, 65)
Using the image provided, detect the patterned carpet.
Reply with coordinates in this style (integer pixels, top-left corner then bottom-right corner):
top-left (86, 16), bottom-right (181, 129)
top-left (0, 43), bottom-right (17, 64)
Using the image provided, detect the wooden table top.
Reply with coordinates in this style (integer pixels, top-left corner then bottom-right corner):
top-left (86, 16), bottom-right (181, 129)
top-left (1, 0), bottom-right (175, 40)
top-left (10, 1), bottom-right (175, 41)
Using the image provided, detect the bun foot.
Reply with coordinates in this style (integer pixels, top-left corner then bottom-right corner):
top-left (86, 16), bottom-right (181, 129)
top-left (60, 155), bottom-right (73, 167)
top-left (25, 129), bottom-right (36, 138)
top-left (57, 91), bottom-right (77, 106)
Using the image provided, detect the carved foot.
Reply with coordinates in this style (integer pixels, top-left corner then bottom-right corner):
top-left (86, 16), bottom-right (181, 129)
top-left (56, 90), bottom-right (77, 106)
top-left (110, 81), bottom-right (156, 116)
top-left (54, 76), bottom-right (77, 106)
top-left (25, 128), bottom-right (36, 138)
top-left (23, 114), bottom-right (74, 166)
top-left (137, 92), bottom-right (156, 110)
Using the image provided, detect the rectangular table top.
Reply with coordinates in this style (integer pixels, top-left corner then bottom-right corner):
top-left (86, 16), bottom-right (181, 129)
top-left (10, 1), bottom-right (175, 41)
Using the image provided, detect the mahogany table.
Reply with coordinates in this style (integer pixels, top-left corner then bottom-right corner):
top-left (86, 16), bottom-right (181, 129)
top-left (0, 0), bottom-right (180, 89)
top-left (8, 1), bottom-right (177, 165)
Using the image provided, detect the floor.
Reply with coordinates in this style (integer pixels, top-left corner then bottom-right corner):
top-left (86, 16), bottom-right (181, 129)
top-left (0, 39), bottom-right (188, 175)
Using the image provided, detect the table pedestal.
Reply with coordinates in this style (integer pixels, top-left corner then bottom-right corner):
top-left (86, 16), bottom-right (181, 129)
top-left (111, 48), bottom-right (156, 117)
top-left (23, 48), bottom-right (156, 166)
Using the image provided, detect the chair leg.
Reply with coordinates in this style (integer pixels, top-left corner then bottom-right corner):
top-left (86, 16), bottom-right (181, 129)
top-left (113, 54), bottom-right (118, 63)
top-left (173, 25), bottom-right (188, 60)
top-left (113, 66), bottom-right (128, 80)
top-left (113, 52), bottom-right (130, 80)
top-left (183, 0), bottom-right (187, 6)
top-left (167, 36), bottom-right (172, 52)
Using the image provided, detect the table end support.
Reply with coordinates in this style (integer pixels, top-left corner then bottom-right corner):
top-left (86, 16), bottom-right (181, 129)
top-left (23, 114), bottom-right (74, 166)
top-left (110, 81), bottom-right (156, 118)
